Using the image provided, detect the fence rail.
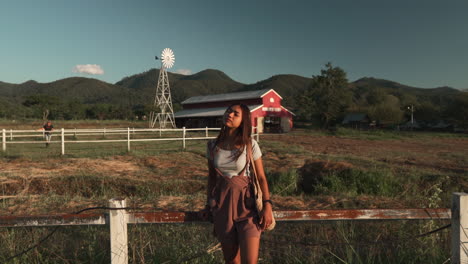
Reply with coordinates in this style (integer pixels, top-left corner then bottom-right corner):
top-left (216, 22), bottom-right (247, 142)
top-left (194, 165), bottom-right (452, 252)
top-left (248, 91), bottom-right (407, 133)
top-left (0, 208), bottom-right (452, 228)
top-left (1, 193), bottom-right (466, 264)
top-left (1, 127), bottom-right (260, 154)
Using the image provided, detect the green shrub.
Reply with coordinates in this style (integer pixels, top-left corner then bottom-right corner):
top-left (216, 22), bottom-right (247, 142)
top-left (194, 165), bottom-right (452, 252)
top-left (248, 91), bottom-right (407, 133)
top-left (298, 160), bottom-right (401, 196)
top-left (268, 169), bottom-right (299, 196)
top-left (314, 169), bottom-right (401, 196)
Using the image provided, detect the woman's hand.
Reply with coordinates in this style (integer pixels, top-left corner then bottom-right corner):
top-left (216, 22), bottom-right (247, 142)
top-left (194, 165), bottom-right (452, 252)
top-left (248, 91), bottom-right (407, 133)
top-left (259, 203), bottom-right (273, 230)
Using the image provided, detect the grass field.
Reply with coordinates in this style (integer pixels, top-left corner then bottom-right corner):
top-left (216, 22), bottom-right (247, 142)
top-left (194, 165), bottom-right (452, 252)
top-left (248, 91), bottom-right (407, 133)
top-left (0, 122), bottom-right (466, 263)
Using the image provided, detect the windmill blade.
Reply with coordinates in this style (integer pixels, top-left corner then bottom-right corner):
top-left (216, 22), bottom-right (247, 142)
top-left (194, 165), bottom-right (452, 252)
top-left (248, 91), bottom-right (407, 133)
top-left (161, 48), bottom-right (175, 69)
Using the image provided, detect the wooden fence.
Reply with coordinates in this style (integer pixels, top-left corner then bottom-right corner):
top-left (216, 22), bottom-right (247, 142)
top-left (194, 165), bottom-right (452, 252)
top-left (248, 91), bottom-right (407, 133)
top-left (1, 127), bottom-right (260, 155)
top-left (1, 193), bottom-right (466, 264)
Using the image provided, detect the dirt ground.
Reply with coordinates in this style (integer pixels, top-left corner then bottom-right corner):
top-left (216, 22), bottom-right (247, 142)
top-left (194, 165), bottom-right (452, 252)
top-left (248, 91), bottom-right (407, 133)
top-left (263, 134), bottom-right (468, 174)
top-left (1, 132), bottom-right (467, 215)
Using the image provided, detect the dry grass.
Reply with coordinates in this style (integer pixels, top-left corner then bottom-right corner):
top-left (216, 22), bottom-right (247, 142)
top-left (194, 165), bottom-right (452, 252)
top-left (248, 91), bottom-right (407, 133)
top-left (0, 127), bottom-right (466, 214)
top-left (1, 125), bottom-right (465, 263)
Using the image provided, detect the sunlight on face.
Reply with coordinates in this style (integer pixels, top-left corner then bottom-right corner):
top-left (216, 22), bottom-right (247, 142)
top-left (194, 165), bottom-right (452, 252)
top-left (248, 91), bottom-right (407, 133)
top-left (223, 105), bottom-right (243, 129)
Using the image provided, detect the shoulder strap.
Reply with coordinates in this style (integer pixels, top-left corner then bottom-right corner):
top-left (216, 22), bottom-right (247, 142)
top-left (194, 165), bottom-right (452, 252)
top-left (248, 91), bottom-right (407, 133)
top-left (246, 139), bottom-right (258, 180)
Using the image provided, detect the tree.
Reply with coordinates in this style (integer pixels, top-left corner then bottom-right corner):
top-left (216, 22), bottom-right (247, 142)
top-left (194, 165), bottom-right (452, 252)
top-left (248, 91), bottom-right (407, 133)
top-left (444, 93), bottom-right (468, 128)
top-left (415, 102), bottom-right (441, 122)
top-left (86, 104), bottom-right (111, 120)
top-left (297, 63), bottom-right (352, 128)
top-left (366, 87), bottom-right (386, 105)
top-left (63, 100), bottom-right (86, 120)
top-left (22, 95), bottom-right (61, 120)
top-left (368, 95), bottom-right (404, 125)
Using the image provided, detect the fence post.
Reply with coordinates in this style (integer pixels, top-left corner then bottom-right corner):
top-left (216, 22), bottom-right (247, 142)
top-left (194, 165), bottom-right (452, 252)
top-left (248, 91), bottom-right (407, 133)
top-left (127, 128), bottom-right (130, 152)
top-left (2, 129), bottom-right (5, 152)
top-left (109, 198), bottom-right (128, 264)
top-left (61, 128), bottom-right (65, 155)
top-left (10, 129), bottom-right (12, 141)
top-left (104, 128), bottom-right (106, 138)
top-left (182, 127), bottom-right (186, 150)
top-left (206, 126), bottom-right (208, 138)
top-left (452, 192), bottom-right (468, 264)
top-left (74, 128), bottom-right (77, 138)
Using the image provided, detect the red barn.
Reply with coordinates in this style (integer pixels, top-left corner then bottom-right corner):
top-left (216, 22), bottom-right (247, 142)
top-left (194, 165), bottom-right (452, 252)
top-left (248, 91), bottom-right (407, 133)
top-left (174, 89), bottom-right (294, 133)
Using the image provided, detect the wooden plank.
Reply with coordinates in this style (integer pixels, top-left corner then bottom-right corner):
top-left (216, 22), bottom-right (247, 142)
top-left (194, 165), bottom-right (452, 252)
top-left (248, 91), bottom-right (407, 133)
top-left (272, 208), bottom-right (451, 221)
top-left (129, 209), bottom-right (451, 224)
top-left (130, 211), bottom-right (199, 223)
top-left (0, 213), bottom-right (106, 227)
top-left (0, 209), bottom-right (451, 227)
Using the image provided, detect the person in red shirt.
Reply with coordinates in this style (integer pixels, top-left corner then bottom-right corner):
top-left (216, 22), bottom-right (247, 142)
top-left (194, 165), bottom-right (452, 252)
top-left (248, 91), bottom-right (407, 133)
top-left (41, 121), bottom-right (54, 147)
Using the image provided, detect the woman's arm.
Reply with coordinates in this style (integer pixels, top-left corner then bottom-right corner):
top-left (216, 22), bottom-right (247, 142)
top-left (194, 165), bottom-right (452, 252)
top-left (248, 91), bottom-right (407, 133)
top-left (253, 157), bottom-right (274, 229)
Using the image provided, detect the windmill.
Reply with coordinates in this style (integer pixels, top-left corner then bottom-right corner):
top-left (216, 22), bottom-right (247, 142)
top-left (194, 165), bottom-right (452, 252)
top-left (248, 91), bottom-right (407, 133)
top-left (149, 48), bottom-right (176, 128)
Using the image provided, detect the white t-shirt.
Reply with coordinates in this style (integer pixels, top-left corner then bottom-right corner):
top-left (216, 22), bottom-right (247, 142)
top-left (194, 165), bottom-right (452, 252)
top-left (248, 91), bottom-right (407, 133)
top-left (207, 139), bottom-right (262, 178)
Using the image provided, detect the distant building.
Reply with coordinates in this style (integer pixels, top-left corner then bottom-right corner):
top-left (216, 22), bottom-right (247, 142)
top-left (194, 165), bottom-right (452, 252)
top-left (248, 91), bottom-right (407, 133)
top-left (400, 120), bottom-right (421, 130)
top-left (342, 113), bottom-right (372, 129)
top-left (428, 120), bottom-right (454, 131)
top-left (174, 89), bottom-right (294, 133)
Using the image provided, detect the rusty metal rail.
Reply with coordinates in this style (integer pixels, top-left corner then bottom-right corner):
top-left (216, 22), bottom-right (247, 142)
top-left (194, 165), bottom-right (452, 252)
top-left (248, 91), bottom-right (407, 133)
top-left (0, 208), bottom-right (451, 228)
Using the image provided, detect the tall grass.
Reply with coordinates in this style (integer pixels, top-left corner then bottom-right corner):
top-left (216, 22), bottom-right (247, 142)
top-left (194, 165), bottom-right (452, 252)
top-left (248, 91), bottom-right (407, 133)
top-left (0, 126), bottom-right (465, 262)
top-left (312, 169), bottom-right (402, 196)
top-left (0, 220), bottom-right (450, 263)
top-left (268, 169), bottom-right (300, 196)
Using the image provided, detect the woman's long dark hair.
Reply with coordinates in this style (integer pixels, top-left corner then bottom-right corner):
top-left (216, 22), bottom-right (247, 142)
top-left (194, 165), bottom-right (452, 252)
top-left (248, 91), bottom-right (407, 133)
top-left (214, 103), bottom-right (252, 160)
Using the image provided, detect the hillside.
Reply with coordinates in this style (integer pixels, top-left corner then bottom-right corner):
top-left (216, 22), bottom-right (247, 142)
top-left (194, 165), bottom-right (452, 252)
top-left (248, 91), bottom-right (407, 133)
top-left (116, 68), bottom-right (244, 104)
top-left (1, 71), bottom-right (463, 108)
top-left (0, 81), bottom-right (17, 97)
top-left (1, 69), bottom-right (466, 123)
top-left (350, 77), bottom-right (463, 109)
top-left (352, 77), bottom-right (461, 96)
top-left (0, 77), bottom-right (134, 105)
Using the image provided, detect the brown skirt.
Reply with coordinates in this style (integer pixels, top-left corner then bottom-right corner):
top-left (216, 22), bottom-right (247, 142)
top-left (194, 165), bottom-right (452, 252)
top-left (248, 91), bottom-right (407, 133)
top-left (211, 175), bottom-right (261, 244)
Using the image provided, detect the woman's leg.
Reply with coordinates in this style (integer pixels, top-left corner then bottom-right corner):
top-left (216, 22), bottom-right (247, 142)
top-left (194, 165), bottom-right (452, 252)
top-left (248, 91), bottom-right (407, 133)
top-left (221, 242), bottom-right (240, 264)
top-left (240, 237), bottom-right (260, 264)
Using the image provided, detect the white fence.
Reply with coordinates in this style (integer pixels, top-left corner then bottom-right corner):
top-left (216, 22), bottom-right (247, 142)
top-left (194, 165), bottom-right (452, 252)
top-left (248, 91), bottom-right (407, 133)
top-left (1, 127), bottom-right (260, 155)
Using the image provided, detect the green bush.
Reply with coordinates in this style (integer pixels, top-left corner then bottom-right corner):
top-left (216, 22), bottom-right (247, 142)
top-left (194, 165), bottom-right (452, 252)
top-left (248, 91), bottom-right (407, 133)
top-left (268, 169), bottom-right (299, 196)
top-left (298, 159), bottom-right (401, 196)
top-left (314, 169), bottom-right (401, 196)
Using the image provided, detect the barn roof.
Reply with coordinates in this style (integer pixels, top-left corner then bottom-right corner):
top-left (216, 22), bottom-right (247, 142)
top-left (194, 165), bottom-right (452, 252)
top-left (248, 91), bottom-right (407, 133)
top-left (174, 105), bottom-right (262, 118)
top-left (181, 89), bottom-right (282, 105)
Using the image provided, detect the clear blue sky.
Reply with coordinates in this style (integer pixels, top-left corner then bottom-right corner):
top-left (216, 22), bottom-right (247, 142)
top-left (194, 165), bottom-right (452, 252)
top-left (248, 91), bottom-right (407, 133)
top-left (1, 0), bottom-right (467, 89)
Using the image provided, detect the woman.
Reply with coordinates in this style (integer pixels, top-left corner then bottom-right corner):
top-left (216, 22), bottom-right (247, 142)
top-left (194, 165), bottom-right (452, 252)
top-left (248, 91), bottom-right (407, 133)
top-left (201, 103), bottom-right (273, 264)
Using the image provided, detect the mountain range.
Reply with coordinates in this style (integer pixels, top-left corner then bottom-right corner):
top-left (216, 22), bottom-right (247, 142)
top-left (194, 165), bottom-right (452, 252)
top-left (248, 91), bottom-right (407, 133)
top-left (0, 69), bottom-right (465, 112)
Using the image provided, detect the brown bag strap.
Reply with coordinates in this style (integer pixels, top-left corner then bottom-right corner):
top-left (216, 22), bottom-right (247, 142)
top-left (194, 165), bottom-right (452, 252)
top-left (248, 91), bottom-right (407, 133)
top-left (247, 140), bottom-right (259, 184)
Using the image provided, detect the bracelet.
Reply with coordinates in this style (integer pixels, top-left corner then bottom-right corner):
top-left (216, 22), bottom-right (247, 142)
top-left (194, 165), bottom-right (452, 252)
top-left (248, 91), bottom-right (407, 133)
top-left (263, 200), bottom-right (273, 206)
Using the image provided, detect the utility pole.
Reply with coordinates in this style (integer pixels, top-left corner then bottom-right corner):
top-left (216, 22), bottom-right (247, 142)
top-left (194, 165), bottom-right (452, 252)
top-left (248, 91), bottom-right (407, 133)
top-left (407, 105), bottom-right (414, 130)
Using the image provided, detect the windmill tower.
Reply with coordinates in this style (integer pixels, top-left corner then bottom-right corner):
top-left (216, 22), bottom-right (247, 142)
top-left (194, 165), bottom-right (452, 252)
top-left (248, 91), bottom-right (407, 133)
top-left (149, 48), bottom-right (176, 128)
